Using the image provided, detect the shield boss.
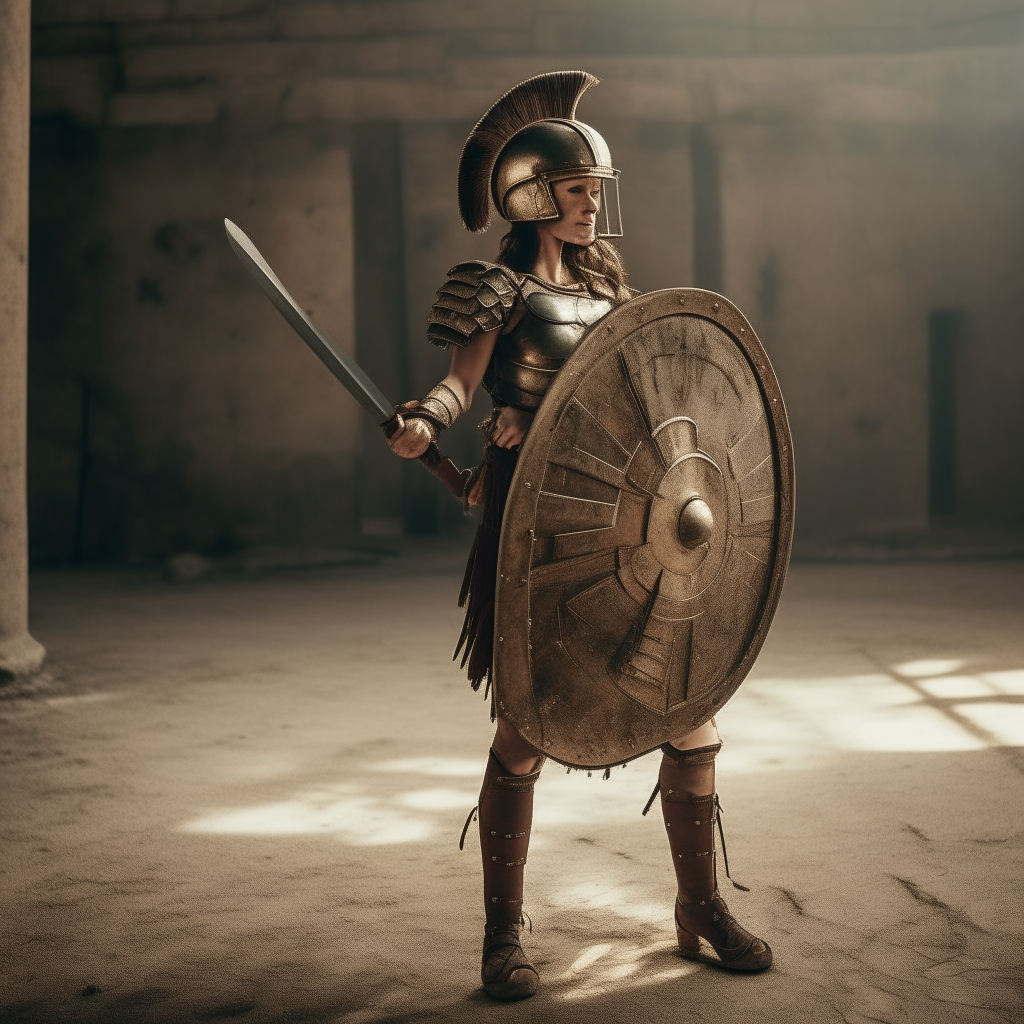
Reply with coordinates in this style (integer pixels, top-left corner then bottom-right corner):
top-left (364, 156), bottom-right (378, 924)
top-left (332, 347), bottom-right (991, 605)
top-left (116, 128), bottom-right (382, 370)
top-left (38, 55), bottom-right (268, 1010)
top-left (493, 289), bottom-right (795, 769)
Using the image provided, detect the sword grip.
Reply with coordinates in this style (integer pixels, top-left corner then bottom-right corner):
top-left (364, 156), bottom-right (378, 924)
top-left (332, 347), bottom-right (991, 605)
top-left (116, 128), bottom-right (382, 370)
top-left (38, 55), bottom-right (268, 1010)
top-left (419, 441), bottom-right (471, 501)
top-left (381, 412), bottom-right (468, 501)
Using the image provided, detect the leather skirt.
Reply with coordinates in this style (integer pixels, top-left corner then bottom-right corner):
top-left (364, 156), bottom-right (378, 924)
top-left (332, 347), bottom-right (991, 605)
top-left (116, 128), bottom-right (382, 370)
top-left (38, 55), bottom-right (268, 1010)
top-left (455, 444), bottom-right (519, 696)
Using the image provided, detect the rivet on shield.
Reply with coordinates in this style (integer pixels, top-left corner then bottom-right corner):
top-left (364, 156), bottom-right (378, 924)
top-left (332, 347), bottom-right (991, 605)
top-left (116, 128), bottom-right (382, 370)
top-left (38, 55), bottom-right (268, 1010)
top-left (498, 636), bottom-right (504, 643)
top-left (525, 481), bottom-right (532, 488)
top-left (713, 302), bottom-right (720, 310)
top-left (679, 297), bottom-right (685, 305)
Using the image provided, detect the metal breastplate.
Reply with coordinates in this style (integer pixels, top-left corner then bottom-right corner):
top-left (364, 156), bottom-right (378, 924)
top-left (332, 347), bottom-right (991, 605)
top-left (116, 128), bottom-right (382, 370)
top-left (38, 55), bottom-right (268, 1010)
top-left (485, 286), bottom-right (614, 410)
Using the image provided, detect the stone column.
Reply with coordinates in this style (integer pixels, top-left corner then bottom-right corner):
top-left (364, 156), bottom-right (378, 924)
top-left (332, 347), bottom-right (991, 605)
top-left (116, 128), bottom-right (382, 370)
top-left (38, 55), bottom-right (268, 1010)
top-left (0, 0), bottom-right (45, 679)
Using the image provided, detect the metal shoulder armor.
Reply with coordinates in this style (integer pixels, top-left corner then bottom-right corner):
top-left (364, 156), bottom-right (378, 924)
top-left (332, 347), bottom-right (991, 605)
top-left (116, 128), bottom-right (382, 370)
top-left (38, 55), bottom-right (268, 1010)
top-left (426, 261), bottom-right (520, 349)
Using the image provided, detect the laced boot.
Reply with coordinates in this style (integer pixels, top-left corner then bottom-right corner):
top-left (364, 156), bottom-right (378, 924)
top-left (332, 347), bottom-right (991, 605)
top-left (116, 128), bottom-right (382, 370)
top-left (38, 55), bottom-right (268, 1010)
top-left (463, 749), bottom-right (544, 1000)
top-left (659, 742), bottom-right (772, 972)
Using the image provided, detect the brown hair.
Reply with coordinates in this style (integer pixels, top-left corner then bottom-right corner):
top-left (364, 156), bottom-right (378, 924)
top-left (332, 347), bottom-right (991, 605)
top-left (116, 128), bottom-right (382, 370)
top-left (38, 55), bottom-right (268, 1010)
top-left (496, 221), bottom-right (633, 303)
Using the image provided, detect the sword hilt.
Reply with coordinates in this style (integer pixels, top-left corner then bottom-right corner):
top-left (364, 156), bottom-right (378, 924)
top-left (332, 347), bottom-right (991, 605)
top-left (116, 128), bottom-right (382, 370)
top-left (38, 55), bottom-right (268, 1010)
top-left (382, 415), bottom-right (469, 501)
top-left (420, 441), bottom-right (472, 500)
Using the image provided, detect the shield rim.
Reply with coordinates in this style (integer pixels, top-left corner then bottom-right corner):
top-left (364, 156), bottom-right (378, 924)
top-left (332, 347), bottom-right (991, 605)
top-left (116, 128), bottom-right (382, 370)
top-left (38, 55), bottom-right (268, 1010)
top-left (492, 287), bottom-right (796, 769)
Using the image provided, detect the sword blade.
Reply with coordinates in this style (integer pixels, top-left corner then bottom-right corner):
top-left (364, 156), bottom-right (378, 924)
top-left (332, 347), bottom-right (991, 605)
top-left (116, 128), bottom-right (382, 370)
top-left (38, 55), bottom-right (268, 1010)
top-left (224, 218), bottom-right (392, 423)
top-left (224, 218), bottom-right (469, 503)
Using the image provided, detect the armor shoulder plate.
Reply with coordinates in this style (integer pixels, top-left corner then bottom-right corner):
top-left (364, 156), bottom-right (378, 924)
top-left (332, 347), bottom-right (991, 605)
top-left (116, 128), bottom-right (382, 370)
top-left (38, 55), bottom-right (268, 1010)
top-left (426, 261), bottom-right (520, 349)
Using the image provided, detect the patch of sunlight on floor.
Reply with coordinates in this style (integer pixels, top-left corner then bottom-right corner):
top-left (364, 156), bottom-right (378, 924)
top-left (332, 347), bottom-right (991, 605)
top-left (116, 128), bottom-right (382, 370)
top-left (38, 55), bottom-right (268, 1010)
top-left (568, 943), bottom-right (613, 972)
top-left (547, 879), bottom-right (668, 924)
top-left (894, 659), bottom-right (966, 678)
top-left (179, 784), bottom-right (434, 844)
top-left (728, 675), bottom-right (985, 754)
top-left (394, 787), bottom-right (476, 810)
top-left (370, 757), bottom-right (485, 776)
top-left (952, 703), bottom-right (1024, 746)
top-left (533, 753), bottom-right (662, 826)
top-left (44, 691), bottom-right (120, 707)
top-left (605, 961), bottom-right (640, 980)
top-left (983, 670), bottom-right (1024, 695)
top-left (829, 701), bottom-right (987, 752)
top-left (187, 657), bottom-right (1022, 848)
top-left (916, 676), bottom-right (998, 699)
top-left (559, 965), bottom-right (698, 1002)
top-left (553, 937), bottom-right (696, 1002)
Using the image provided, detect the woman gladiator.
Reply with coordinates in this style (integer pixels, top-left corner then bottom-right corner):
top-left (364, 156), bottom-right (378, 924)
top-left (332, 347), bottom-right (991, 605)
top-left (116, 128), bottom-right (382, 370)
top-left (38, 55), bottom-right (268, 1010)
top-left (386, 71), bottom-right (772, 1001)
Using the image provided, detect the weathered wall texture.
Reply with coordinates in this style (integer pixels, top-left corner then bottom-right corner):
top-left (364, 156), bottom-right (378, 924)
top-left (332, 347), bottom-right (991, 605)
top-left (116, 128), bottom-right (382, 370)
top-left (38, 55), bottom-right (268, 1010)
top-left (27, 1), bottom-right (1024, 562)
top-left (31, 123), bottom-right (357, 561)
top-left (722, 118), bottom-right (1024, 533)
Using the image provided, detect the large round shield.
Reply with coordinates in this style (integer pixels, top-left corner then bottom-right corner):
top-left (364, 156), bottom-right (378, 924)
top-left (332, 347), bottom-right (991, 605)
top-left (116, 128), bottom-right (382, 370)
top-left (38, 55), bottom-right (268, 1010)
top-left (492, 288), bottom-right (795, 769)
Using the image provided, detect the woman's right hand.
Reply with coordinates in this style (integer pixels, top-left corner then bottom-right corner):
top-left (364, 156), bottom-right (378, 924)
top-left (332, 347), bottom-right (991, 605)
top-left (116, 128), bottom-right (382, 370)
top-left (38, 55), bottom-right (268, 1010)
top-left (384, 401), bottom-right (433, 460)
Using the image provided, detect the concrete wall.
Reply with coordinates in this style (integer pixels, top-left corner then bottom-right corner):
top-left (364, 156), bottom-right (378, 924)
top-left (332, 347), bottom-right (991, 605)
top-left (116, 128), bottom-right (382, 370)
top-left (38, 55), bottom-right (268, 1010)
top-left (722, 118), bottom-right (1024, 533)
top-left (27, 1), bottom-right (1024, 562)
top-left (30, 122), bottom-right (358, 562)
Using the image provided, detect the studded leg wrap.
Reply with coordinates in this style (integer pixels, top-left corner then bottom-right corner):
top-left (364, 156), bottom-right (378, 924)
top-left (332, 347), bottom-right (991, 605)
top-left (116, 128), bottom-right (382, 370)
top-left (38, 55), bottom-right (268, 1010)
top-left (476, 748), bottom-right (543, 1000)
top-left (660, 742), bottom-right (772, 972)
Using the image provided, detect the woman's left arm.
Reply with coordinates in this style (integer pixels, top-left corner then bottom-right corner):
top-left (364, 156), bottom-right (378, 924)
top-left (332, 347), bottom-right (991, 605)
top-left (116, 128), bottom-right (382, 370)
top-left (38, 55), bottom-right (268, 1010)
top-left (447, 330), bottom-right (534, 449)
top-left (443, 327), bottom-right (499, 409)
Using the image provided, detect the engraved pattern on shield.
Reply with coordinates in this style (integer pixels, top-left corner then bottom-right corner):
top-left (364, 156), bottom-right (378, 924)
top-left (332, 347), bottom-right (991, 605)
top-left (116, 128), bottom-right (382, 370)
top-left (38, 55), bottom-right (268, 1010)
top-left (526, 311), bottom-right (775, 764)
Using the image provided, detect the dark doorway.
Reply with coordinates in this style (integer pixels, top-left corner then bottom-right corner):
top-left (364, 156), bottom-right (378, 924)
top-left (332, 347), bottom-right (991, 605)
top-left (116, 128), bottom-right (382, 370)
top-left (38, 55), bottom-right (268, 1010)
top-left (928, 310), bottom-right (963, 518)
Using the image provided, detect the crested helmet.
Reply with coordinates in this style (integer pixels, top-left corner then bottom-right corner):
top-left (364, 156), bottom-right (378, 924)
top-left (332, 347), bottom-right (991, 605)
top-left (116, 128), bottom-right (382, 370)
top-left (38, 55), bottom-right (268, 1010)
top-left (458, 71), bottom-right (622, 238)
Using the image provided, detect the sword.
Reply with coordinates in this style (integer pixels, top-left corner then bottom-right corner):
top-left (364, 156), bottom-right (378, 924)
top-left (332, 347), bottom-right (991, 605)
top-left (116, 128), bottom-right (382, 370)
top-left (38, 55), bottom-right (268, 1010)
top-left (224, 218), bottom-right (468, 501)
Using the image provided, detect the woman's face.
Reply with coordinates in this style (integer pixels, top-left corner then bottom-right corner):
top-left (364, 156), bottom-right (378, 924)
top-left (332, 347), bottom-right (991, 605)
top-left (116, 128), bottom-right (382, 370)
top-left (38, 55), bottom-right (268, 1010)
top-left (541, 176), bottom-right (603, 246)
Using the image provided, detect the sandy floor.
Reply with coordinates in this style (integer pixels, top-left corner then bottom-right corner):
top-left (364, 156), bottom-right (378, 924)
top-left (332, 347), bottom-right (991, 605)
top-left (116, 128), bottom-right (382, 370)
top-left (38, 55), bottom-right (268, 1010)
top-left (2, 550), bottom-right (1023, 1023)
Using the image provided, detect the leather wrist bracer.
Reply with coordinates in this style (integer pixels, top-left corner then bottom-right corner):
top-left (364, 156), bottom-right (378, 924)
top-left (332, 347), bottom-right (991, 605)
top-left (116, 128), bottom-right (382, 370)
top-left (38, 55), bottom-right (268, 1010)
top-left (405, 382), bottom-right (464, 439)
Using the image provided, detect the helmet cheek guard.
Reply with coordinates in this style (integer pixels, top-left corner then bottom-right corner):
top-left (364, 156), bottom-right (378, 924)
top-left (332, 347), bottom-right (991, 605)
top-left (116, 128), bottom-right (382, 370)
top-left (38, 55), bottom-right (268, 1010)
top-left (502, 178), bottom-right (559, 222)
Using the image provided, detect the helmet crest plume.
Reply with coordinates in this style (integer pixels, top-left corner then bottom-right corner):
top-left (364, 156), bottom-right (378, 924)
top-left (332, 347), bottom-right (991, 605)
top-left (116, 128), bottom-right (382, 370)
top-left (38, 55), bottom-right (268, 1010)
top-left (458, 70), bottom-right (600, 233)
